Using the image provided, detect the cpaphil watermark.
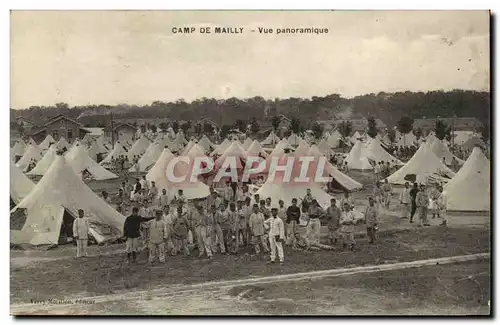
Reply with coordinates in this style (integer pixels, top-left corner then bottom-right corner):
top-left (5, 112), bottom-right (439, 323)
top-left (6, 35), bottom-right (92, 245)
top-left (164, 154), bottom-right (332, 186)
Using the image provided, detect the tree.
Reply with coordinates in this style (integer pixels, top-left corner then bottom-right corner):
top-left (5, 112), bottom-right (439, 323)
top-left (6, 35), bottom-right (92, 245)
top-left (250, 117), bottom-right (260, 134)
top-left (311, 122), bottom-right (323, 140)
top-left (150, 124), bottom-right (157, 133)
top-left (180, 121), bottom-right (191, 135)
top-left (366, 116), bottom-right (378, 138)
top-left (387, 129), bottom-right (396, 144)
top-left (397, 116), bottom-right (414, 135)
top-left (140, 124), bottom-right (147, 133)
top-left (271, 115), bottom-right (281, 131)
top-left (172, 121), bottom-right (179, 133)
top-left (338, 121), bottom-right (352, 139)
top-left (235, 119), bottom-right (246, 133)
top-left (434, 120), bottom-right (451, 140)
top-left (290, 117), bottom-right (301, 134)
top-left (203, 123), bottom-right (214, 135)
top-left (220, 125), bottom-right (232, 139)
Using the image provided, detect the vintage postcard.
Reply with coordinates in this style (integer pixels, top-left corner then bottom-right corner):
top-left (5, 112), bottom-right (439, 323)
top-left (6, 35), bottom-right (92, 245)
top-left (9, 10), bottom-right (490, 316)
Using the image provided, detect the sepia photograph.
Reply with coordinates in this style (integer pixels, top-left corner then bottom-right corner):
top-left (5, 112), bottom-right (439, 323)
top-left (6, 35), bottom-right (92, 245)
top-left (9, 10), bottom-right (491, 316)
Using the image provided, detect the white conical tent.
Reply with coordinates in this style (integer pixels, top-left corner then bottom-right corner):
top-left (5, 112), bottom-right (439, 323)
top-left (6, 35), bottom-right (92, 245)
top-left (287, 133), bottom-right (301, 146)
top-left (100, 141), bottom-right (128, 165)
top-left (11, 156), bottom-right (126, 246)
top-left (55, 137), bottom-right (71, 151)
top-left (87, 140), bottom-right (108, 162)
top-left (181, 140), bottom-right (196, 156)
top-left (429, 140), bottom-right (464, 165)
top-left (241, 137), bottom-right (253, 150)
top-left (425, 133), bottom-right (438, 146)
top-left (27, 138), bottom-right (37, 146)
top-left (317, 139), bottom-right (332, 156)
top-left (308, 145), bottom-right (363, 191)
top-left (364, 138), bottom-right (403, 165)
top-left (16, 144), bottom-right (42, 172)
top-left (256, 153), bottom-right (334, 209)
top-left (127, 135), bottom-right (151, 160)
top-left (293, 141), bottom-right (311, 157)
top-left (169, 136), bottom-right (185, 153)
top-left (11, 140), bottom-right (27, 161)
top-left (443, 147), bottom-right (490, 211)
top-left (27, 145), bottom-right (58, 176)
top-left (130, 142), bottom-right (164, 172)
top-left (386, 143), bottom-right (455, 185)
top-left (327, 130), bottom-right (342, 148)
top-left (65, 144), bottom-right (118, 180)
top-left (198, 135), bottom-right (216, 152)
top-left (395, 132), bottom-right (417, 147)
top-left (211, 139), bottom-right (231, 156)
top-left (146, 148), bottom-right (175, 192)
top-left (175, 131), bottom-right (188, 146)
top-left (350, 131), bottom-right (362, 144)
top-left (246, 140), bottom-right (268, 158)
top-left (268, 139), bottom-right (291, 157)
top-left (344, 140), bottom-right (373, 170)
top-left (96, 135), bottom-right (111, 151)
top-left (11, 161), bottom-right (35, 204)
top-left (261, 130), bottom-right (280, 146)
top-left (147, 148), bottom-right (210, 201)
top-left (215, 141), bottom-right (247, 169)
top-left (38, 135), bottom-right (56, 151)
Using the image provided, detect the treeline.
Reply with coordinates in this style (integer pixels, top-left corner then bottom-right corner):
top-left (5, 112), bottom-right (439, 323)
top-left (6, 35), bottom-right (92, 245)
top-left (11, 90), bottom-right (490, 129)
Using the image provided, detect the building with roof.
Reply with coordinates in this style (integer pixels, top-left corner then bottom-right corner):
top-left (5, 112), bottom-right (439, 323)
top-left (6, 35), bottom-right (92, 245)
top-left (413, 117), bottom-right (484, 133)
top-left (104, 123), bottom-right (137, 143)
top-left (30, 114), bottom-right (90, 144)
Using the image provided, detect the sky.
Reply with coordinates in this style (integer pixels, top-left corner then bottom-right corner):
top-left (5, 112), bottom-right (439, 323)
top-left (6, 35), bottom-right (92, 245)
top-left (10, 10), bottom-right (490, 109)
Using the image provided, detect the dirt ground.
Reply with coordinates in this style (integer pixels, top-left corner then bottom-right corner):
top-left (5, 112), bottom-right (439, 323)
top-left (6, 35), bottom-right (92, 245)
top-left (14, 260), bottom-right (490, 315)
top-left (10, 226), bottom-right (490, 305)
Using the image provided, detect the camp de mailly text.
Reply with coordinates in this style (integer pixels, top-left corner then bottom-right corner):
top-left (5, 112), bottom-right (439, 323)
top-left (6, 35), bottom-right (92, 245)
top-left (171, 26), bottom-right (329, 35)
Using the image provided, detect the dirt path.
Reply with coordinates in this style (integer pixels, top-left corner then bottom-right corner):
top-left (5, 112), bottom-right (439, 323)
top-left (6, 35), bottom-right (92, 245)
top-left (11, 253), bottom-right (490, 315)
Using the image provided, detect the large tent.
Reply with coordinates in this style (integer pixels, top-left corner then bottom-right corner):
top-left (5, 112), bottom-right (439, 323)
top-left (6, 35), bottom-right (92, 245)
top-left (127, 135), bottom-right (151, 160)
top-left (16, 144), bottom-right (42, 172)
top-left (27, 145), bottom-right (58, 176)
top-left (386, 143), bottom-right (455, 185)
top-left (11, 161), bottom-right (35, 205)
top-left (38, 134), bottom-right (56, 152)
top-left (364, 138), bottom-right (403, 165)
top-left (211, 139), bottom-right (231, 156)
top-left (130, 141), bottom-right (165, 172)
top-left (11, 139), bottom-right (27, 161)
top-left (100, 141), bottom-right (128, 165)
top-left (326, 131), bottom-right (342, 148)
top-left (246, 140), bottom-right (269, 158)
top-left (87, 140), bottom-right (109, 162)
top-left (287, 133), bottom-right (302, 147)
top-left (11, 156), bottom-right (126, 246)
top-left (55, 137), bottom-right (71, 151)
top-left (241, 137), bottom-right (253, 150)
top-left (429, 140), bottom-right (464, 165)
top-left (308, 145), bottom-right (363, 192)
top-left (198, 135), bottom-right (216, 152)
top-left (66, 144), bottom-right (118, 180)
top-left (215, 141), bottom-right (247, 169)
top-left (146, 148), bottom-right (210, 201)
top-left (443, 147), bottom-right (490, 211)
top-left (261, 130), bottom-right (280, 146)
top-left (344, 140), bottom-right (373, 170)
